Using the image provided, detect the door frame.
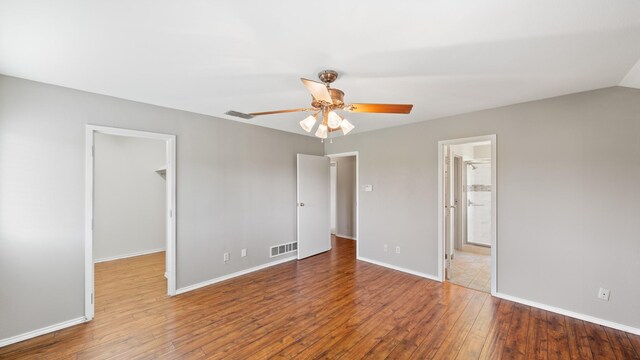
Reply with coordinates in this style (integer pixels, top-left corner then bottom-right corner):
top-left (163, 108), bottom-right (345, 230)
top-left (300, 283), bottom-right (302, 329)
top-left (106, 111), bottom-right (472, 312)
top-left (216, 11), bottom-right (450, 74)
top-left (437, 135), bottom-right (497, 295)
top-left (84, 125), bottom-right (177, 321)
top-left (325, 151), bottom-right (359, 258)
top-left (330, 160), bottom-right (337, 234)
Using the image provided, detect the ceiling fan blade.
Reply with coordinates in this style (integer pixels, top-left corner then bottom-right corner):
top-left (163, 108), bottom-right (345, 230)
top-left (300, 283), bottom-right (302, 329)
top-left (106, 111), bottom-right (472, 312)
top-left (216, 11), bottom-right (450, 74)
top-left (225, 110), bottom-right (255, 119)
top-left (347, 103), bottom-right (413, 114)
top-left (301, 78), bottom-right (333, 103)
top-left (249, 108), bottom-right (312, 116)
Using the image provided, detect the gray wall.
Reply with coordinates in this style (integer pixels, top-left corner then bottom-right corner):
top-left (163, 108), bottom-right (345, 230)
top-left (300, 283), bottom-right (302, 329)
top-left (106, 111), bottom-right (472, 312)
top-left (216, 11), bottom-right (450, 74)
top-left (0, 75), bottom-right (323, 340)
top-left (334, 156), bottom-right (356, 238)
top-left (326, 86), bottom-right (640, 329)
top-left (94, 133), bottom-right (166, 261)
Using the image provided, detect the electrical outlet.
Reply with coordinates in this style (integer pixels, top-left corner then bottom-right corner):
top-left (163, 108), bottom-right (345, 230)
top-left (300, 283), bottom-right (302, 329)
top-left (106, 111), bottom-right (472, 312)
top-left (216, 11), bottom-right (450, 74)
top-left (395, 246), bottom-right (401, 254)
top-left (597, 288), bottom-right (610, 301)
top-left (384, 244), bottom-right (388, 252)
top-left (241, 248), bottom-right (247, 257)
top-left (223, 252), bottom-right (230, 262)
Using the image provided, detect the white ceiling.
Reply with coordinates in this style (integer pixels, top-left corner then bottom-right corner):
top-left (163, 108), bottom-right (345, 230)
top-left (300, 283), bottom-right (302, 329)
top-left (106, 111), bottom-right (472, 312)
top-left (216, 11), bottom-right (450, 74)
top-left (1, 0), bottom-right (640, 136)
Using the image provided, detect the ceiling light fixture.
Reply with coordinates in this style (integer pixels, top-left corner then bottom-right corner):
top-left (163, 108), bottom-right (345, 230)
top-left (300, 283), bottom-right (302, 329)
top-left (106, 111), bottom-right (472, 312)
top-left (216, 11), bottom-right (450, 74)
top-left (228, 70), bottom-right (413, 142)
top-left (306, 109), bottom-right (354, 142)
top-left (299, 114), bottom-right (317, 132)
top-left (315, 123), bottom-right (328, 139)
top-left (340, 119), bottom-right (354, 135)
top-left (327, 111), bottom-right (342, 129)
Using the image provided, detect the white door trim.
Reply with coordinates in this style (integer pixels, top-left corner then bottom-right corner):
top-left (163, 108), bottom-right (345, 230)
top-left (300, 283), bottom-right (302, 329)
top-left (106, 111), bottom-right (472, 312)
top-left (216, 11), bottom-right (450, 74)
top-left (85, 125), bottom-right (177, 321)
top-left (437, 135), bottom-right (497, 295)
top-left (325, 151), bottom-right (359, 258)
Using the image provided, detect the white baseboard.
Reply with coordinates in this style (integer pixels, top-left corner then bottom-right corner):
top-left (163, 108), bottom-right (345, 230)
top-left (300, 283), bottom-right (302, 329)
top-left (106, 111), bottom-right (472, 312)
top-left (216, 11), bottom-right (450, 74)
top-left (0, 316), bottom-right (87, 348)
top-left (494, 292), bottom-right (640, 336)
top-left (356, 257), bottom-right (639, 335)
top-left (94, 248), bottom-right (165, 263)
top-left (175, 256), bottom-right (297, 295)
top-left (357, 256), bottom-right (440, 282)
top-left (335, 234), bottom-right (357, 240)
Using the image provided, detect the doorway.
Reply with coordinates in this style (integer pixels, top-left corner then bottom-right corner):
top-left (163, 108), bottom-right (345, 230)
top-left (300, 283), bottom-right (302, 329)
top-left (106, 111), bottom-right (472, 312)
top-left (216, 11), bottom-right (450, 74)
top-left (329, 155), bottom-right (357, 242)
top-left (296, 152), bottom-right (359, 261)
top-left (326, 151), bottom-right (359, 258)
top-left (84, 125), bottom-right (176, 321)
top-left (438, 135), bottom-right (496, 295)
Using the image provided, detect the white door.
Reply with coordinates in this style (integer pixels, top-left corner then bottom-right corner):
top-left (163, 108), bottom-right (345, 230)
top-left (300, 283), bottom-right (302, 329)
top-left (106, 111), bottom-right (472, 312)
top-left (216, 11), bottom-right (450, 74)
top-left (297, 154), bottom-right (331, 259)
top-left (444, 146), bottom-right (455, 279)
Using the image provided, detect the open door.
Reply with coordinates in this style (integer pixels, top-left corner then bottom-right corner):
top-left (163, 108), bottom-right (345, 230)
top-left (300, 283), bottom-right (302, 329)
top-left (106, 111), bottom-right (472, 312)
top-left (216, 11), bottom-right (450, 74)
top-left (297, 154), bottom-right (331, 259)
top-left (444, 146), bottom-right (453, 279)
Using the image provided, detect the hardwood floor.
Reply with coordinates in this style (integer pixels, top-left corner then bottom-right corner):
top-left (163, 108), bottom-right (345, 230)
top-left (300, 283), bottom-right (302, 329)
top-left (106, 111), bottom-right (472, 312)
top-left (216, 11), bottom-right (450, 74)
top-left (2, 237), bottom-right (639, 359)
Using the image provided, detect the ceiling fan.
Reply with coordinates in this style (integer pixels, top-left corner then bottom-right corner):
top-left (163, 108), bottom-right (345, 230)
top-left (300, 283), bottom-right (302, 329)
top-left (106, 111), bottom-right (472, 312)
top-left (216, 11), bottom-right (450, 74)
top-left (226, 70), bottom-right (413, 141)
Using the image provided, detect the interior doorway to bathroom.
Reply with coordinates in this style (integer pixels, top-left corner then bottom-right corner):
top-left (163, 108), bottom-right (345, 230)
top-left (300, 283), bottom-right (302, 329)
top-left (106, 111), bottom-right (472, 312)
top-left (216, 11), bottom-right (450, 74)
top-left (439, 135), bottom-right (496, 294)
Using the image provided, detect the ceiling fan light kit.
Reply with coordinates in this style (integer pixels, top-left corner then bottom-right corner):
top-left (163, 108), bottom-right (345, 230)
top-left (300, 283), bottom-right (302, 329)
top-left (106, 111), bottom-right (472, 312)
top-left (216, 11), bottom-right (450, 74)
top-left (327, 111), bottom-right (342, 129)
top-left (340, 119), bottom-right (355, 134)
top-left (315, 124), bottom-right (328, 139)
top-left (227, 70), bottom-right (413, 141)
top-left (299, 114), bottom-right (317, 132)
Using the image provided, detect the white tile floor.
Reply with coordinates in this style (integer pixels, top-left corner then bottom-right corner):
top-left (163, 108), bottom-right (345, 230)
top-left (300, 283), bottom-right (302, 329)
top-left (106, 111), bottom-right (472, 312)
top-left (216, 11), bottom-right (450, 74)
top-left (448, 250), bottom-right (491, 293)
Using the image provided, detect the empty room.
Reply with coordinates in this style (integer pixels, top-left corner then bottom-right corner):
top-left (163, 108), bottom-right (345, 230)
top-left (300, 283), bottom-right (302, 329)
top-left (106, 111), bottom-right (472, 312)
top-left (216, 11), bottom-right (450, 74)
top-left (1, 1), bottom-right (639, 359)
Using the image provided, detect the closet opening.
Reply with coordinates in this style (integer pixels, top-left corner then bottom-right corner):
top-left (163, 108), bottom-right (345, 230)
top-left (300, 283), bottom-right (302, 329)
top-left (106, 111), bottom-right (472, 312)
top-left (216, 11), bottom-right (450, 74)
top-left (84, 125), bottom-right (176, 321)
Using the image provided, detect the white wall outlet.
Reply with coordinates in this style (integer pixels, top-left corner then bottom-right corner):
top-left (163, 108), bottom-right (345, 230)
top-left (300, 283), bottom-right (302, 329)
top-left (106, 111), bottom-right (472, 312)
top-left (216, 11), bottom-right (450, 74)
top-left (597, 288), bottom-right (610, 301)
top-left (395, 246), bottom-right (401, 254)
top-left (384, 244), bottom-right (388, 252)
top-left (241, 248), bottom-right (247, 257)
top-left (223, 252), bottom-right (230, 262)
top-left (363, 184), bottom-right (373, 192)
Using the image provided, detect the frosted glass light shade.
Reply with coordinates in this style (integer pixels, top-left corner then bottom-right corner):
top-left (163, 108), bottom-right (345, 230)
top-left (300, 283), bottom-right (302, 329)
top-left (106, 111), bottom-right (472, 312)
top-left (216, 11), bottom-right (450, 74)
top-left (340, 119), bottom-right (355, 134)
top-left (327, 111), bottom-right (342, 129)
top-left (299, 115), bottom-right (316, 132)
top-left (315, 124), bottom-right (328, 138)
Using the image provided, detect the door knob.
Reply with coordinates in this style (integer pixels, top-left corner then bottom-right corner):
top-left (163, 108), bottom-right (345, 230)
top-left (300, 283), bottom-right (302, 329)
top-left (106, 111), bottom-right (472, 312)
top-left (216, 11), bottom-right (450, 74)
top-left (299, 203), bottom-right (305, 207)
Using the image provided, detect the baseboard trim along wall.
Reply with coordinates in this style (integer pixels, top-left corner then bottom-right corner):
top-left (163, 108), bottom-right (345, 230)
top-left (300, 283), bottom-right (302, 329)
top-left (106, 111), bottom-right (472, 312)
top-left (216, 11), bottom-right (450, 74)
top-left (335, 234), bottom-right (357, 240)
top-left (358, 256), bottom-right (640, 335)
top-left (357, 256), bottom-right (440, 282)
top-left (495, 292), bottom-right (640, 336)
top-left (94, 248), bottom-right (165, 263)
top-left (175, 255), bottom-right (297, 295)
top-left (0, 317), bottom-right (87, 348)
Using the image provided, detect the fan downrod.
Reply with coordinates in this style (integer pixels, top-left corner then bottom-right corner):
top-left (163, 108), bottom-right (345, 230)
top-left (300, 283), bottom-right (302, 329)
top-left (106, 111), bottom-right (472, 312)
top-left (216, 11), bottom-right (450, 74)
top-left (318, 70), bottom-right (338, 85)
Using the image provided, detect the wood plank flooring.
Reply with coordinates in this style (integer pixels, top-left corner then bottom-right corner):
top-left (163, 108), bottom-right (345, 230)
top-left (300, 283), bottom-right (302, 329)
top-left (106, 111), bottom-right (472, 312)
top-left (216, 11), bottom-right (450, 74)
top-left (2, 237), bottom-right (639, 359)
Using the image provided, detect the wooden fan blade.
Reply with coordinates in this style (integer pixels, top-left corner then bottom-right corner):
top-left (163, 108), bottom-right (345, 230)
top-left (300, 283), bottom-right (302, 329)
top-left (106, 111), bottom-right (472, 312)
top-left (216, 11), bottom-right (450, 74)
top-left (249, 108), bottom-right (312, 116)
top-left (347, 103), bottom-right (413, 114)
top-left (301, 78), bottom-right (333, 103)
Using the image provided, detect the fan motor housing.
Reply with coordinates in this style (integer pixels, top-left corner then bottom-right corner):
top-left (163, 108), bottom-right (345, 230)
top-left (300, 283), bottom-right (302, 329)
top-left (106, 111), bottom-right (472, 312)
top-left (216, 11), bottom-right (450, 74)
top-left (312, 88), bottom-right (344, 108)
top-left (329, 88), bottom-right (344, 106)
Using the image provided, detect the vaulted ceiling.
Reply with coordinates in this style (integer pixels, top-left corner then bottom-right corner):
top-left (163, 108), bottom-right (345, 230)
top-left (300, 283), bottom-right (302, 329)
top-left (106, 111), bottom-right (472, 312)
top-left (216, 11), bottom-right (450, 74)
top-left (1, 0), bottom-right (639, 136)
